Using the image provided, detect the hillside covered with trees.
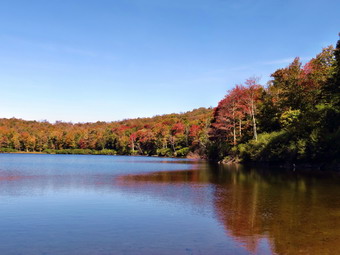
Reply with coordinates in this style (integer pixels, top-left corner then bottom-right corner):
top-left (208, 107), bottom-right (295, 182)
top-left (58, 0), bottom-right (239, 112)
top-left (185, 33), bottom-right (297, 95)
top-left (210, 37), bottom-right (340, 167)
top-left (0, 108), bottom-right (213, 158)
top-left (1, 37), bottom-right (339, 167)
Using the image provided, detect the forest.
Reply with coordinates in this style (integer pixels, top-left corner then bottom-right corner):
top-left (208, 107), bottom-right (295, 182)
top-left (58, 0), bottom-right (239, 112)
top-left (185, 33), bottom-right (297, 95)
top-left (210, 37), bottom-right (340, 166)
top-left (0, 108), bottom-right (213, 158)
top-left (1, 37), bottom-right (339, 166)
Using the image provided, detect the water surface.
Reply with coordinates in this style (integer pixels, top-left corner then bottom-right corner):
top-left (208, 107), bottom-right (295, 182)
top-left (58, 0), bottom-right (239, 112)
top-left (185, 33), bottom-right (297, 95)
top-left (0, 154), bottom-right (339, 254)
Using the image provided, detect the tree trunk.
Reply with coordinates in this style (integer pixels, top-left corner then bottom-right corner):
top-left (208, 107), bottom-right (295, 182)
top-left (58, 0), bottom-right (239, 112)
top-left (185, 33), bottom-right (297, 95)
top-left (170, 136), bottom-right (176, 152)
top-left (136, 143), bottom-right (143, 154)
top-left (232, 105), bottom-right (236, 145)
top-left (252, 113), bottom-right (257, 140)
top-left (251, 101), bottom-right (258, 141)
top-left (185, 126), bottom-right (189, 147)
top-left (233, 121), bottom-right (236, 145)
top-left (239, 118), bottom-right (242, 137)
top-left (131, 139), bottom-right (135, 153)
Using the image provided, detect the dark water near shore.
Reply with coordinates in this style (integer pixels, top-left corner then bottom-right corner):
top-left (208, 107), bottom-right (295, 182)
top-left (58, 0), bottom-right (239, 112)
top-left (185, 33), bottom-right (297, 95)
top-left (0, 154), bottom-right (339, 255)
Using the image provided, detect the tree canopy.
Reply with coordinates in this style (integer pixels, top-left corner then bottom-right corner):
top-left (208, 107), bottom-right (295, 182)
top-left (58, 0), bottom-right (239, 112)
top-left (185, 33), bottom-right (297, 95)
top-left (209, 38), bottom-right (340, 166)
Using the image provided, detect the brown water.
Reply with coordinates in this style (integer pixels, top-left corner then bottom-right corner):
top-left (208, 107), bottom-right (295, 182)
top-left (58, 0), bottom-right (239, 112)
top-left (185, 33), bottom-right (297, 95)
top-left (0, 154), bottom-right (339, 254)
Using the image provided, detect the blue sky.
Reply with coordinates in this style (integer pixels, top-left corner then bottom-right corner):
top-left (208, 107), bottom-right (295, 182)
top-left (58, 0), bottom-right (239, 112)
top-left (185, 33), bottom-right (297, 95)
top-left (1, 0), bottom-right (339, 123)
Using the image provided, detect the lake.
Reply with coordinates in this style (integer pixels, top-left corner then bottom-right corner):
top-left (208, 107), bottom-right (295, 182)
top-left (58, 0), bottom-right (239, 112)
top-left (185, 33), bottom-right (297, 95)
top-left (0, 153), bottom-right (339, 255)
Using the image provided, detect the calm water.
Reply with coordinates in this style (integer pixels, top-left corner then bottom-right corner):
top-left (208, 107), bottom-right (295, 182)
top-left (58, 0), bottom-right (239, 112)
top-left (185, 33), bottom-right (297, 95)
top-left (0, 154), bottom-right (339, 255)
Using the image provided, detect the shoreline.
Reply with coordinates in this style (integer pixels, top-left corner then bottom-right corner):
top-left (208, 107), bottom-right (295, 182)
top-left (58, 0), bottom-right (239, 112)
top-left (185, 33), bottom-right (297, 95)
top-left (220, 159), bottom-right (340, 172)
top-left (2, 150), bottom-right (339, 171)
top-left (0, 150), bottom-right (193, 159)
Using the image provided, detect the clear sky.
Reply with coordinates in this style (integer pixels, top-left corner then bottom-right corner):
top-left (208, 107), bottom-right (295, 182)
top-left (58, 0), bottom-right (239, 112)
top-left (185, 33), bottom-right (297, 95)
top-left (1, 0), bottom-right (339, 123)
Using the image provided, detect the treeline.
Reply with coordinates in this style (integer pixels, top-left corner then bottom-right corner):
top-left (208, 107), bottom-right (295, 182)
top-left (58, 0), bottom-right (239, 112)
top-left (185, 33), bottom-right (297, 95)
top-left (0, 108), bottom-right (212, 157)
top-left (209, 37), bottom-right (340, 165)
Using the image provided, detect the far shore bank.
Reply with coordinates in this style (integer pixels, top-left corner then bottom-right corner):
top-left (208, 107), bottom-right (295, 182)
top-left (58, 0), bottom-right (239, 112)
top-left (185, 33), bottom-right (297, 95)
top-left (219, 157), bottom-right (340, 172)
top-left (2, 149), bottom-right (339, 172)
top-left (0, 149), bottom-right (195, 159)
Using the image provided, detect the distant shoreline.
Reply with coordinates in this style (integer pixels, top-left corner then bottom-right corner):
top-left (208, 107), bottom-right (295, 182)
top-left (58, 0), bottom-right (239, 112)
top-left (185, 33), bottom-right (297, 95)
top-left (2, 150), bottom-right (339, 171)
top-left (3, 151), bottom-right (44, 154)
top-left (0, 149), bottom-right (193, 158)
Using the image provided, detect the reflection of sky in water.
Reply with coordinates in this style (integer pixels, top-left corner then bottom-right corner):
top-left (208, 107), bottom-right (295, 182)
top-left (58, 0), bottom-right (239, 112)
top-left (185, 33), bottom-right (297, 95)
top-left (0, 153), bottom-right (339, 254)
top-left (0, 154), bottom-right (199, 176)
top-left (1, 190), bottom-right (249, 255)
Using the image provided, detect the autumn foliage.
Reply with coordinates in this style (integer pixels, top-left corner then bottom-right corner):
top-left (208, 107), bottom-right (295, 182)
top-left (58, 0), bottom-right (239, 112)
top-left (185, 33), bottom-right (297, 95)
top-left (0, 108), bottom-right (212, 158)
top-left (209, 40), bottom-right (340, 165)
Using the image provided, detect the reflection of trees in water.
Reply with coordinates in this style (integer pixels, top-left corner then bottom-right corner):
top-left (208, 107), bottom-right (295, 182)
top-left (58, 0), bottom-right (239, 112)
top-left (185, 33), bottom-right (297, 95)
top-left (214, 165), bottom-right (271, 254)
top-left (213, 165), bottom-right (340, 255)
top-left (115, 169), bottom-right (216, 215)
